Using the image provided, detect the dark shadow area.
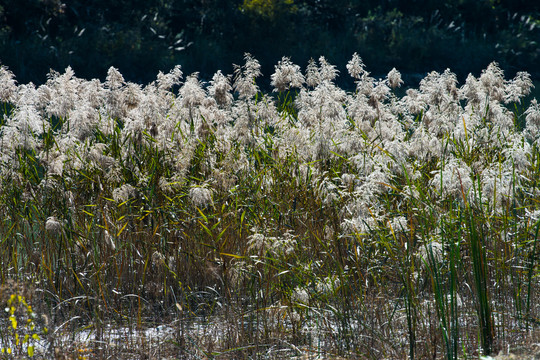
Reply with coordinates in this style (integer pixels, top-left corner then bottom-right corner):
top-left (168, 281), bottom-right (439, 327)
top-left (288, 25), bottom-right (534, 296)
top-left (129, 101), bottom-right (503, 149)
top-left (1, 1), bottom-right (539, 87)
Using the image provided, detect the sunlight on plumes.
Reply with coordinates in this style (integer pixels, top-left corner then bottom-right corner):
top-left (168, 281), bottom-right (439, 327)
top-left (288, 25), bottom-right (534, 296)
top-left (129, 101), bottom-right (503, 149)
top-left (430, 159), bottom-right (473, 204)
top-left (0, 65), bottom-right (17, 103)
top-left (233, 53), bottom-right (261, 100)
top-left (387, 68), bottom-right (403, 89)
top-left (0, 54), bottom-right (537, 358)
top-left (346, 52), bottom-right (366, 80)
top-left (156, 65), bottom-right (183, 91)
top-left (180, 74), bottom-right (206, 109)
top-left (271, 56), bottom-right (305, 92)
top-left (208, 70), bottom-right (233, 107)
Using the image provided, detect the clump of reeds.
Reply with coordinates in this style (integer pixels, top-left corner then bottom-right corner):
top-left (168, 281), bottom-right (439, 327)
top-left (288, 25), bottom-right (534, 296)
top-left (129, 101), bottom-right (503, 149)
top-left (0, 55), bottom-right (538, 358)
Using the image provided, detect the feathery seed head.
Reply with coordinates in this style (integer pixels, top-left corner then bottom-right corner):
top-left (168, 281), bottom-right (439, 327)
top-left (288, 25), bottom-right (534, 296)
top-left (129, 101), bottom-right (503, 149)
top-left (0, 65), bottom-right (17, 103)
top-left (389, 215), bottom-right (409, 233)
top-left (525, 99), bottom-right (540, 126)
top-left (387, 68), bottom-right (403, 89)
top-left (430, 159), bottom-right (473, 203)
top-left (247, 231), bottom-right (266, 253)
top-left (45, 216), bottom-right (63, 235)
top-left (505, 71), bottom-right (533, 104)
top-left (304, 57), bottom-right (339, 87)
top-left (271, 57), bottom-right (305, 92)
top-left (208, 70), bottom-right (233, 107)
top-left (180, 74), bottom-right (206, 108)
top-left (403, 88), bottom-right (424, 114)
top-left (479, 62), bottom-right (505, 101)
top-left (233, 53), bottom-right (262, 100)
top-left (417, 239), bottom-right (443, 265)
top-left (68, 102), bottom-right (99, 140)
top-left (112, 184), bottom-right (137, 203)
top-left (481, 164), bottom-right (515, 213)
top-left (318, 56), bottom-right (339, 83)
top-left (12, 103), bottom-right (44, 136)
top-left (420, 69), bottom-right (458, 107)
top-left (305, 58), bottom-right (320, 87)
top-left (104, 230), bottom-right (116, 251)
top-left (43, 66), bottom-right (82, 119)
top-left (292, 287), bottom-right (309, 304)
top-left (123, 83), bottom-right (143, 110)
top-left (460, 74), bottom-right (481, 104)
top-left (346, 53), bottom-right (365, 80)
top-left (189, 185), bottom-right (213, 208)
top-left (105, 67), bottom-right (125, 90)
top-left (156, 65), bottom-right (183, 90)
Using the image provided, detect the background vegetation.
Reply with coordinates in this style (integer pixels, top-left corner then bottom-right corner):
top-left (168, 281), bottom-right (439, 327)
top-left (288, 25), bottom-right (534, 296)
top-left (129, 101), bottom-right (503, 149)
top-left (0, 0), bottom-right (539, 86)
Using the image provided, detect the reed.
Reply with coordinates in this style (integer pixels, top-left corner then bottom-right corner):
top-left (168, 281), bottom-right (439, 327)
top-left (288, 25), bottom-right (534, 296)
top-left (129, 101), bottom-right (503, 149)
top-left (0, 57), bottom-right (538, 358)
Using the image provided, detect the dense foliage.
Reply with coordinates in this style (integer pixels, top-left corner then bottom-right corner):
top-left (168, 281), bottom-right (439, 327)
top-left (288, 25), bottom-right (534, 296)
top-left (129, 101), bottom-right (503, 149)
top-left (0, 0), bottom-right (539, 85)
top-left (0, 54), bottom-right (538, 358)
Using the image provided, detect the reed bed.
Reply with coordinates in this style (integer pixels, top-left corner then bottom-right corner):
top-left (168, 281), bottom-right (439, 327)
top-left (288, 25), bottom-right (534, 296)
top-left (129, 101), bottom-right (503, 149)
top-left (0, 55), bottom-right (538, 359)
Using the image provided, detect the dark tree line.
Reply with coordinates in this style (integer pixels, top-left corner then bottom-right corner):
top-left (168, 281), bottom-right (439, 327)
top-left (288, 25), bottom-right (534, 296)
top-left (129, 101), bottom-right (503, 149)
top-left (0, 0), bottom-right (539, 85)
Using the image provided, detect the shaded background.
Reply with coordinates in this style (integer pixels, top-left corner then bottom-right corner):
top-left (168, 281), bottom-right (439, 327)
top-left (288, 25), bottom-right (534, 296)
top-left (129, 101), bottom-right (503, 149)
top-left (0, 0), bottom-right (539, 88)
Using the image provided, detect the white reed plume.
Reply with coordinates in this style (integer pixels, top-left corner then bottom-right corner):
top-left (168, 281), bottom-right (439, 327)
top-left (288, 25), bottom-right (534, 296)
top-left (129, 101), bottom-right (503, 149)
top-left (189, 185), bottom-right (213, 208)
top-left (387, 68), bottom-right (404, 89)
top-left (112, 184), bottom-right (137, 203)
top-left (67, 101), bottom-right (99, 140)
top-left (430, 158), bottom-right (473, 203)
top-left (233, 53), bottom-right (262, 100)
top-left (180, 73), bottom-right (206, 111)
top-left (156, 65), bottom-right (183, 91)
top-left (45, 216), bottom-right (63, 235)
top-left (502, 134), bottom-right (531, 172)
top-left (41, 66), bottom-right (82, 119)
top-left (318, 56), bottom-right (339, 82)
top-left (208, 70), bottom-right (233, 107)
top-left (481, 163), bottom-right (515, 213)
top-left (270, 57), bottom-right (304, 92)
top-left (419, 69), bottom-right (459, 110)
top-left (0, 65), bottom-right (17, 103)
top-left (346, 52), bottom-right (366, 80)
top-left (305, 58), bottom-right (319, 87)
top-left (478, 62), bottom-right (505, 102)
top-left (105, 67), bottom-right (125, 90)
top-left (505, 71), bottom-right (533, 104)
top-left (524, 99), bottom-right (540, 142)
top-left (296, 79), bottom-right (347, 128)
top-left (105, 67), bottom-right (127, 119)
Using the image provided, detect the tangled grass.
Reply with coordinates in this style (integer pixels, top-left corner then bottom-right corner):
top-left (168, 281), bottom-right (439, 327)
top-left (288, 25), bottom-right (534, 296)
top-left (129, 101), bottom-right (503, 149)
top-left (0, 55), bottom-right (538, 359)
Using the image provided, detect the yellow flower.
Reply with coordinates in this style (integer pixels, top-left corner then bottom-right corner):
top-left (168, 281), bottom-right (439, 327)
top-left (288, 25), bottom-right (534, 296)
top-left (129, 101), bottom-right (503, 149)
top-left (9, 315), bottom-right (17, 329)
